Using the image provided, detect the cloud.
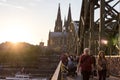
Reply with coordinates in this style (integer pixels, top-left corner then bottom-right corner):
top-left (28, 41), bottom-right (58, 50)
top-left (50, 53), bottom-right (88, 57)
top-left (0, 0), bottom-right (43, 8)
top-left (0, 1), bottom-right (25, 10)
top-left (0, 2), bottom-right (9, 6)
top-left (1, 0), bottom-right (7, 2)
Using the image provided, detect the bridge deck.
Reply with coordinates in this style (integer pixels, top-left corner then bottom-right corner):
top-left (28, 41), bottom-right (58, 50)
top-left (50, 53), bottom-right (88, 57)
top-left (65, 76), bottom-right (120, 80)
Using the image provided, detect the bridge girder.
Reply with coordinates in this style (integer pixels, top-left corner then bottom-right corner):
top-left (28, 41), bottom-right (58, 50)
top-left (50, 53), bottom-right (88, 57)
top-left (78, 0), bottom-right (120, 54)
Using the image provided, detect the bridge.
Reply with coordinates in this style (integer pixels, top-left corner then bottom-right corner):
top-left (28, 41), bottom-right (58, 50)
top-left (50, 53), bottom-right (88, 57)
top-left (77, 0), bottom-right (119, 55)
top-left (51, 0), bottom-right (120, 80)
top-left (51, 56), bottom-right (120, 80)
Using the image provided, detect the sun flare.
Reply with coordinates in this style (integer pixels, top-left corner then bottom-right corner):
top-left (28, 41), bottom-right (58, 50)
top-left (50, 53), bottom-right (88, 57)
top-left (1, 25), bottom-right (32, 43)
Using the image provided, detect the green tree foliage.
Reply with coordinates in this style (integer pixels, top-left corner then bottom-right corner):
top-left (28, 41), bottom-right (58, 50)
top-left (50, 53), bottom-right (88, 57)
top-left (0, 42), bottom-right (45, 67)
top-left (0, 42), bottom-right (58, 68)
top-left (107, 33), bottom-right (119, 55)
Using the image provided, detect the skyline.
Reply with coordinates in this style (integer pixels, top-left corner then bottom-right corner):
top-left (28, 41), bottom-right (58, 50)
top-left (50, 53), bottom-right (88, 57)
top-left (0, 0), bottom-right (119, 46)
top-left (0, 0), bottom-right (82, 46)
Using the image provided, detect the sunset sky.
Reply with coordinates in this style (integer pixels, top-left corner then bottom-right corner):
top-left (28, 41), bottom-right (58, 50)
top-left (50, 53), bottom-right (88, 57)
top-left (0, 0), bottom-right (119, 46)
top-left (0, 0), bottom-right (82, 45)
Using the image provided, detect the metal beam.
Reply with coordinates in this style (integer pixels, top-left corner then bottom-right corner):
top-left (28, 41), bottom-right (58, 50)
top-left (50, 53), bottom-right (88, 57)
top-left (89, 1), bottom-right (94, 53)
top-left (99, 0), bottom-right (105, 50)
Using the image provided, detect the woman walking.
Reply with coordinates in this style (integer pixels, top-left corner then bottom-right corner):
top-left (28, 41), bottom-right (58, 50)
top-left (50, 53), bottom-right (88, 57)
top-left (97, 51), bottom-right (108, 80)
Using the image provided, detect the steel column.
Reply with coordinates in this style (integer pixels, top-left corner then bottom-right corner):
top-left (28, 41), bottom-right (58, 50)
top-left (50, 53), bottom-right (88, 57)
top-left (99, 0), bottom-right (105, 50)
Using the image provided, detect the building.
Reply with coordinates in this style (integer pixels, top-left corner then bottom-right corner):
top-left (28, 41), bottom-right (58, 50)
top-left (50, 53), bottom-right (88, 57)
top-left (48, 4), bottom-right (79, 54)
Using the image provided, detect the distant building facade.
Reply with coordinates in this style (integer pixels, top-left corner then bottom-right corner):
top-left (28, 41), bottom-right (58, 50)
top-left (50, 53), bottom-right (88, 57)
top-left (39, 42), bottom-right (44, 47)
top-left (48, 4), bottom-right (79, 54)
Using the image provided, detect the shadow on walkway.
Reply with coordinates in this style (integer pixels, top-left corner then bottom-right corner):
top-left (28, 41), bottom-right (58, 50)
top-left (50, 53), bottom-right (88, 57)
top-left (66, 75), bottom-right (120, 80)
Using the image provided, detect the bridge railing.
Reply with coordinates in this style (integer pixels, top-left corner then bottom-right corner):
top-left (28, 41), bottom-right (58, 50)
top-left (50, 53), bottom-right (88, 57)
top-left (51, 61), bottom-right (62, 80)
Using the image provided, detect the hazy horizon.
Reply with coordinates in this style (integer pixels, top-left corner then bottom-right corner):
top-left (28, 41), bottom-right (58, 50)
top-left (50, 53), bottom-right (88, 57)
top-left (0, 0), bottom-right (82, 46)
top-left (0, 0), bottom-right (119, 46)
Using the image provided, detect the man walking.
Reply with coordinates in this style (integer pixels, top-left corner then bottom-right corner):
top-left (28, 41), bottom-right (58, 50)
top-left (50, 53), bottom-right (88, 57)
top-left (77, 48), bottom-right (93, 80)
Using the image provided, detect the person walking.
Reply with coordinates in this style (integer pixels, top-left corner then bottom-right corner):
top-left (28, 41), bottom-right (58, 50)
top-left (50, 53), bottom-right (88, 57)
top-left (60, 53), bottom-right (68, 73)
top-left (77, 48), bottom-right (93, 80)
top-left (60, 53), bottom-right (68, 66)
top-left (90, 54), bottom-right (97, 77)
top-left (97, 51), bottom-right (108, 80)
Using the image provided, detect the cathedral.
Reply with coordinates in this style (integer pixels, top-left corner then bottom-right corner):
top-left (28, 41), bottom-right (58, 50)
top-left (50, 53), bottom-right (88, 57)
top-left (48, 4), bottom-right (79, 54)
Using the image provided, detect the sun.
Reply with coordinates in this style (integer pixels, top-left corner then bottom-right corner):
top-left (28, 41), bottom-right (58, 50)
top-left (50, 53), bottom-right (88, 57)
top-left (1, 25), bottom-right (32, 43)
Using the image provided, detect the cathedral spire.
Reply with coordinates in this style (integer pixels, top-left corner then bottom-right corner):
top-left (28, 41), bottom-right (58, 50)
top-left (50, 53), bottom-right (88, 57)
top-left (54, 3), bottom-right (62, 32)
top-left (57, 3), bottom-right (61, 21)
top-left (65, 3), bottom-right (72, 32)
top-left (67, 3), bottom-right (72, 23)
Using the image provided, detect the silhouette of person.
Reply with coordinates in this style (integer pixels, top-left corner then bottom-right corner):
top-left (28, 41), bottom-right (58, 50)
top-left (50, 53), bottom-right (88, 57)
top-left (77, 48), bottom-right (93, 80)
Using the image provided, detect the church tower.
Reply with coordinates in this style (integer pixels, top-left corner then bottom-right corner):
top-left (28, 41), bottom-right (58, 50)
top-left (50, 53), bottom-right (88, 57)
top-left (63, 16), bottom-right (67, 31)
top-left (65, 4), bottom-right (72, 32)
top-left (54, 3), bottom-right (62, 32)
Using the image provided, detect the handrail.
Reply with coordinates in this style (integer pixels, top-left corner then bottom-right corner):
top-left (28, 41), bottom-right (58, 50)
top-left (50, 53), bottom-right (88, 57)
top-left (51, 61), bottom-right (62, 80)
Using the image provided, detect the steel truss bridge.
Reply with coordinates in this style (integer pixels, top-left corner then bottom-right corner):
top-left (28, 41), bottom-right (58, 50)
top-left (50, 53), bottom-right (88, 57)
top-left (51, 0), bottom-right (120, 80)
top-left (78, 0), bottom-right (120, 54)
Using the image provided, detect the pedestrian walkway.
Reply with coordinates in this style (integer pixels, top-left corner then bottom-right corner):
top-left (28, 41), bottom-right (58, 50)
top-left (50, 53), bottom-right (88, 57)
top-left (66, 75), bottom-right (120, 80)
